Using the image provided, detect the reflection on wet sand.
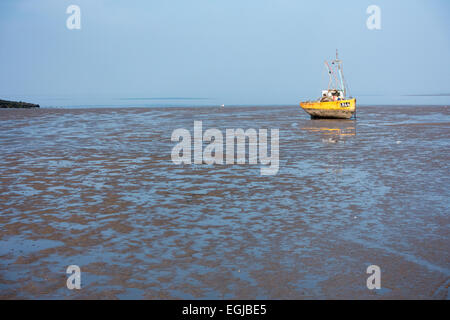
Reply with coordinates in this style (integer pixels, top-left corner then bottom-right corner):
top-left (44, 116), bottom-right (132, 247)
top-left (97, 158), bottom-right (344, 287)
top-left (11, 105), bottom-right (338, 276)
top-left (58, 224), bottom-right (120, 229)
top-left (302, 119), bottom-right (356, 145)
top-left (0, 105), bottom-right (449, 299)
top-left (302, 119), bottom-right (356, 136)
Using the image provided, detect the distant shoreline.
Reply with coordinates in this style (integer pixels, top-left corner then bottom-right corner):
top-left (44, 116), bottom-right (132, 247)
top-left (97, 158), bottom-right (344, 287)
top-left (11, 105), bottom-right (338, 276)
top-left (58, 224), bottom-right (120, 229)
top-left (0, 99), bottom-right (39, 108)
top-left (20, 104), bottom-right (450, 109)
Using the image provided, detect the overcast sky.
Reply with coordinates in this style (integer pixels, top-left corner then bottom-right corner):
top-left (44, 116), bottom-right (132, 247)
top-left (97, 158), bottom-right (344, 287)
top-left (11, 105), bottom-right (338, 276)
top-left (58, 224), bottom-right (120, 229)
top-left (0, 0), bottom-right (449, 105)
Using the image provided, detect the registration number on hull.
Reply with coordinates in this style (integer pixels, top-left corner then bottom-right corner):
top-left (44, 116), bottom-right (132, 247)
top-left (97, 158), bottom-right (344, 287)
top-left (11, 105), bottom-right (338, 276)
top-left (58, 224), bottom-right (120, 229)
top-left (340, 102), bottom-right (351, 107)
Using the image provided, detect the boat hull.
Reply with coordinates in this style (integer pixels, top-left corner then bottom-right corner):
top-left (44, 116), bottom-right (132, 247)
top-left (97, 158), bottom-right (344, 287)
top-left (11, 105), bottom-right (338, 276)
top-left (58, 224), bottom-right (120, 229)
top-left (300, 98), bottom-right (356, 119)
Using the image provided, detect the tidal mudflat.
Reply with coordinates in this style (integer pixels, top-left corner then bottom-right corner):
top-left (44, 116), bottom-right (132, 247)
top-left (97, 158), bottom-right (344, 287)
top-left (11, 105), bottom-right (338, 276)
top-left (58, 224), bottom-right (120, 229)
top-left (0, 105), bottom-right (448, 299)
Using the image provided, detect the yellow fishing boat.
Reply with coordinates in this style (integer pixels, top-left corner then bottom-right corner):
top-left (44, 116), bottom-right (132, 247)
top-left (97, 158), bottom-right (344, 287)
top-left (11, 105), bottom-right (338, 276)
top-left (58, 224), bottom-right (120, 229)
top-left (300, 50), bottom-right (356, 119)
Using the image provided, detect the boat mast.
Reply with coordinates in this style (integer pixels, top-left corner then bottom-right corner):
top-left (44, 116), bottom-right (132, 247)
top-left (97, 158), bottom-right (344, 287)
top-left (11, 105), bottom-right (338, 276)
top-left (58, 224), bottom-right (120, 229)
top-left (334, 49), bottom-right (347, 98)
top-left (324, 61), bottom-right (338, 91)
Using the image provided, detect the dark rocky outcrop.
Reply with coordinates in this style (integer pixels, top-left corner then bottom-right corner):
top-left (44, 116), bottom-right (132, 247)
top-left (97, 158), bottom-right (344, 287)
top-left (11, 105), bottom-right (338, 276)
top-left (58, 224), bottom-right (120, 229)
top-left (0, 99), bottom-right (40, 108)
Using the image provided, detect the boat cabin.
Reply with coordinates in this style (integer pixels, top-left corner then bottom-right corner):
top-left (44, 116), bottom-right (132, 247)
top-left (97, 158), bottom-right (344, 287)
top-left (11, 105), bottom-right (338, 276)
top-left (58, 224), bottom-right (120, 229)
top-left (320, 89), bottom-right (344, 102)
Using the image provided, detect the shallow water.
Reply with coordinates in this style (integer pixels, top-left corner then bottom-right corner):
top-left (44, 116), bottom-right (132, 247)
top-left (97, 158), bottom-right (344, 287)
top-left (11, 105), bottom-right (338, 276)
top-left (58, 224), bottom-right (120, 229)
top-left (0, 105), bottom-right (449, 299)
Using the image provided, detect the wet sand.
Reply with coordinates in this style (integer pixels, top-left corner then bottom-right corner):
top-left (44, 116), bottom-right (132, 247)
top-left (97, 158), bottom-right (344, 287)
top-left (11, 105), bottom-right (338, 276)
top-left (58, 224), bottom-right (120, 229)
top-left (0, 105), bottom-right (449, 299)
